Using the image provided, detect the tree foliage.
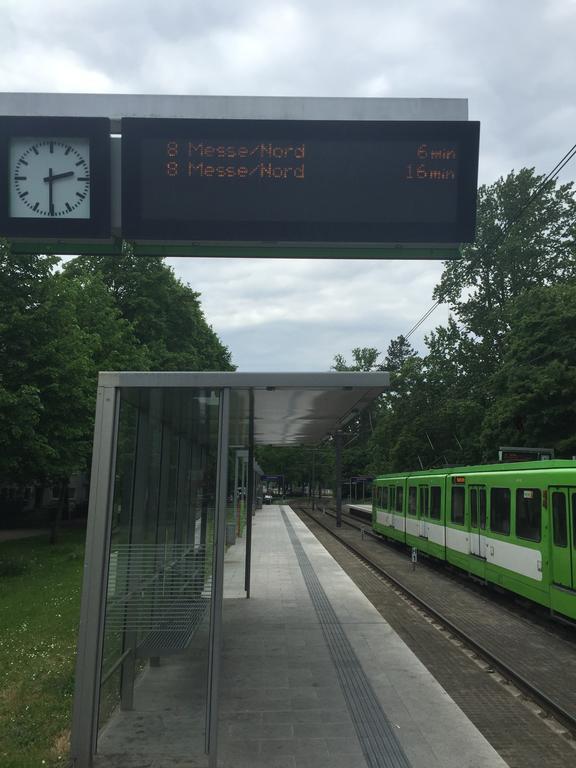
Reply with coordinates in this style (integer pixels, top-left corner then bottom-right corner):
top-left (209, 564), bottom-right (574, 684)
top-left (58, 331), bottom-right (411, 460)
top-left (434, 168), bottom-right (576, 344)
top-left (63, 250), bottom-right (234, 371)
top-left (255, 445), bottom-right (335, 494)
top-left (0, 244), bottom-right (234, 502)
top-left (322, 168), bottom-right (576, 479)
top-left (332, 347), bottom-right (384, 372)
top-left (481, 284), bottom-right (576, 458)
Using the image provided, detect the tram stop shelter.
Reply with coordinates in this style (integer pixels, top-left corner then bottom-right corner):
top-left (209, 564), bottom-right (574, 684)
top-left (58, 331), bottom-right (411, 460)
top-left (70, 371), bottom-right (389, 768)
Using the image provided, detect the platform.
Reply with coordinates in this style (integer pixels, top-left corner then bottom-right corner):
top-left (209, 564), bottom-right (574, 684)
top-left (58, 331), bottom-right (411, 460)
top-left (346, 503), bottom-right (372, 518)
top-left (95, 505), bottom-right (506, 768)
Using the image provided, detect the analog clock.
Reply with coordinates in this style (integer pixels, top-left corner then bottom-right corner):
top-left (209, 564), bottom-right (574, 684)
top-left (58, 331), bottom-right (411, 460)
top-left (9, 137), bottom-right (90, 219)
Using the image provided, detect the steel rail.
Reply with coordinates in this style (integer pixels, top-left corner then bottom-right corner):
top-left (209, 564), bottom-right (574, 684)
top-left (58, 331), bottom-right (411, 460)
top-left (296, 504), bottom-right (576, 735)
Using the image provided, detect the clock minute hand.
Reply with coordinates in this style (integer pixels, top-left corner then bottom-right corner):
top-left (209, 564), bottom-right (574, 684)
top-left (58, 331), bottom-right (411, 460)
top-left (43, 170), bottom-right (75, 183)
top-left (46, 166), bottom-right (54, 216)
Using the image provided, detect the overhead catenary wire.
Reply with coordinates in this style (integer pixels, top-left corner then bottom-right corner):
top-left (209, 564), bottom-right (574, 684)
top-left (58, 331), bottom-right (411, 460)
top-left (404, 141), bottom-right (576, 341)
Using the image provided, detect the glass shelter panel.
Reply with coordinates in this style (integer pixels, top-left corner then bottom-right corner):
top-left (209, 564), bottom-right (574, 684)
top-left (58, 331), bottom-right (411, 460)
top-left (226, 389), bottom-right (250, 548)
top-left (97, 387), bottom-right (222, 759)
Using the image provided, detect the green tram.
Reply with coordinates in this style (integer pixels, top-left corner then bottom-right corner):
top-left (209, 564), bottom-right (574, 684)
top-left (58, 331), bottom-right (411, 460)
top-left (372, 460), bottom-right (576, 621)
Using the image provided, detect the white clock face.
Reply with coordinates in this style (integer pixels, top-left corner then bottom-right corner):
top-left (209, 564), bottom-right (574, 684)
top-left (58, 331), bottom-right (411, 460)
top-left (9, 137), bottom-right (91, 219)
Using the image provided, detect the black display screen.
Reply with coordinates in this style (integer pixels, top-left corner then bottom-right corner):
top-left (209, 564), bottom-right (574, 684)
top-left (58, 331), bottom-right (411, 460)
top-left (122, 118), bottom-right (479, 244)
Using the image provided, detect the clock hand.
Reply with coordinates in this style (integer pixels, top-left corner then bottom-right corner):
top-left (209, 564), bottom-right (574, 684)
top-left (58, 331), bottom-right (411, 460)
top-left (47, 167), bottom-right (54, 216)
top-left (43, 170), bottom-right (75, 183)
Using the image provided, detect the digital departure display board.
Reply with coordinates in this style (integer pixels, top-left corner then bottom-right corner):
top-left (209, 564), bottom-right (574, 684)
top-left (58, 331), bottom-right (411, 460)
top-left (122, 118), bottom-right (480, 244)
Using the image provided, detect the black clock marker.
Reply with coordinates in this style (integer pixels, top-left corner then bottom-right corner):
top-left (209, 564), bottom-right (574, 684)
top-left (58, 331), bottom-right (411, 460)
top-left (76, 192), bottom-right (86, 199)
top-left (65, 202), bottom-right (72, 212)
top-left (20, 191), bottom-right (29, 198)
top-left (75, 160), bottom-right (84, 167)
top-left (77, 177), bottom-right (89, 182)
top-left (32, 146), bottom-right (39, 155)
top-left (65, 146), bottom-right (71, 155)
top-left (20, 159), bottom-right (28, 166)
top-left (49, 142), bottom-right (54, 153)
top-left (33, 202), bottom-right (39, 211)
top-left (15, 176), bottom-right (27, 181)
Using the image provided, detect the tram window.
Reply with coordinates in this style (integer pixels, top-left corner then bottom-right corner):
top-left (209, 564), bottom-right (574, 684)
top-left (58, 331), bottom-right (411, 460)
top-left (451, 486), bottom-right (465, 525)
top-left (389, 486), bottom-right (395, 511)
top-left (552, 492), bottom-right (567, 548)
top-left (396, 486), bottom-right (403, 513)
top-left (408, 486), bottom-right (417, 516)
top-left (470, 488), bottom-right (478, 527)
top-left (516, 489), bottom-right (541, 542)
top-left (491, 488), bottom-right (511, 535)
top-left (572, 494), bottom-right (576, 548)
top-left (430, 486), bottom-right (441, 520)
top-left (479, 489), bottom-right (487, 529)
top-left (382, 486), bottom-right (389, 509)
top-left (419, 486), bottom-right (429, 517)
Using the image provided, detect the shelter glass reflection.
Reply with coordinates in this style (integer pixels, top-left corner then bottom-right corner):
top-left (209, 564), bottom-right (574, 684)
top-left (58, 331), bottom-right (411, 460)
top-left (97, 387), bottom-right (221, 757)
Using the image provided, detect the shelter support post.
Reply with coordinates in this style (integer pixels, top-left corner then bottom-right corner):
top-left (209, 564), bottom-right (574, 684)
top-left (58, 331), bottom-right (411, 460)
top-left (311, 449), bottom-right (316, 510)
top-left (70, 386), bottom-right (119, 767)
top-left (206, 387), bottom-right (230, 767)
top-left (245, 390), bottom-right (255, 598)
top-left (335, 431), bottom-right (343, 528)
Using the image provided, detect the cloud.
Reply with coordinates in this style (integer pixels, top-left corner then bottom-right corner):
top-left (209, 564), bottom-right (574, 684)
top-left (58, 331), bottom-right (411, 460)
top-left (169, 257), bottom-right (449, 369)
top-left (2, 0), bottom-right (575, 370)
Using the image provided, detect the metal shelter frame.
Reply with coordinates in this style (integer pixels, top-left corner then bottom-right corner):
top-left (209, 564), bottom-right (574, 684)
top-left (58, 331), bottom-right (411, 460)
top-left (70, 370), bottom-right (389, 768)
top-left (0, 92), bottom-right (470, 259)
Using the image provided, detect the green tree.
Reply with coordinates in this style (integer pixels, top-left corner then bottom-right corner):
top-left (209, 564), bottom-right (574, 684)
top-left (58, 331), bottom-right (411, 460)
top-left (64, 251), bottom-right (234, 371)
top-left (256, 444), bottom-right (335, 497)
top-left (481, 284), bottom-right (576, 458)
top-left (331, 338), bottom-right (426, 476)
top-left (414, 167), bottom-right (576, 466)
top-left (367, 354), bottom-right (430, 473)
top-left (62, 268), bottom-right (151, 375)
top-left (0, 250), bottom-right (98, 542)
top-left (332, 346), bottom-right (383, 372)
top-left (0, 248), bottom-right (59, 483)
top-left (335, 171), bottom-right (576, 474)
top-left (383, 335), bottom-right (417, 373)
top-left (420, 320), bottom-right (487, 464)
top-left (434, 168), bottom-right (576, 349)
top-left (330, 347), bottom-right (385, 476)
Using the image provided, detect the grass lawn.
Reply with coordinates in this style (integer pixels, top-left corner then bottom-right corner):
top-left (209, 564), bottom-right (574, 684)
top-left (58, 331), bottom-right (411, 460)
top-left (0, 529), bottom-right (85, 768)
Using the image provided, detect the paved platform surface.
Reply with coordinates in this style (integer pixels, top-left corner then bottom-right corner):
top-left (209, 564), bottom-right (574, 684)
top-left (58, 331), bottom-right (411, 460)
top-left (96, 505), bottom-right (507, 767)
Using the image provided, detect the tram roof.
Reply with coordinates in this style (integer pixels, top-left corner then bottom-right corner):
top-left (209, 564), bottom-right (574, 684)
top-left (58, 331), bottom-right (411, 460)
top-left (374, 459), bottom-right (576, 480)
top-left (97, 370), bottom-right (389, 446)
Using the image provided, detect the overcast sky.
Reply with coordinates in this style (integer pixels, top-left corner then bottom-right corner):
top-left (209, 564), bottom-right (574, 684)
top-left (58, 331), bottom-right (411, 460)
top-left (2, 0), bottom-right (575, 371)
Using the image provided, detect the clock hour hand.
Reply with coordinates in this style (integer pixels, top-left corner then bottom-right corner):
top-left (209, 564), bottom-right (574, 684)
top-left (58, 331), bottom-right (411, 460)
top-left (43, 170), bottom-right (75, 183)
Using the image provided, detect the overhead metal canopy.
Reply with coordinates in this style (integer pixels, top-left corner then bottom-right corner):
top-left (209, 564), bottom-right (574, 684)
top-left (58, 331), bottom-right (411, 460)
top-left (99, 370), bottom-right (390, 445)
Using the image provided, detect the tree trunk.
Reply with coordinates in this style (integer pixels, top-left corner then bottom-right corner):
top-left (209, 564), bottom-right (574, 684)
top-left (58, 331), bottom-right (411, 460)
top-left (49, 478), bottom-right (69, 545)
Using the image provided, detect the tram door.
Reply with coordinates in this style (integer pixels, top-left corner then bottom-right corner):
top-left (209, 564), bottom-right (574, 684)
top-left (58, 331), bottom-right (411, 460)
top-left (550, 488), bottom-right (576, 590)
top-left (419, 486), bottom-right (429, 539)
top-left (469, 486), bottom-right (487, 558)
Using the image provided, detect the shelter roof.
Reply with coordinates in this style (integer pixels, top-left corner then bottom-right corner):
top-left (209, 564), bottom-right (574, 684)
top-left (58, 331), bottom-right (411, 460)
top-left (98, 371), bottom-right (389, 446)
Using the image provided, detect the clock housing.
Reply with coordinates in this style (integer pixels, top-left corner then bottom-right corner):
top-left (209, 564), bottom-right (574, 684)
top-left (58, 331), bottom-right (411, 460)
top-left (0, 116), bottom-right (110, 239)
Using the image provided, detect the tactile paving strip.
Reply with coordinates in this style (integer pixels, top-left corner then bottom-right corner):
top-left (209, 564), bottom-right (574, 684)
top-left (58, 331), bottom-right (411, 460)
top-left (281, 507), bottom-right (412, 768)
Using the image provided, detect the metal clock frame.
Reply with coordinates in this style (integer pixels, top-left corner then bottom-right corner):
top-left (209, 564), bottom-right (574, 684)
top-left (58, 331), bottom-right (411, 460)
top-left (0, 116), bottom-right (111, 240)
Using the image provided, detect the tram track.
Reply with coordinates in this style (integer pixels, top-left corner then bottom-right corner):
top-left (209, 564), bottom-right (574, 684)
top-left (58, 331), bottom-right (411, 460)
top-left (295, 503), bottom-right (576, 739)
